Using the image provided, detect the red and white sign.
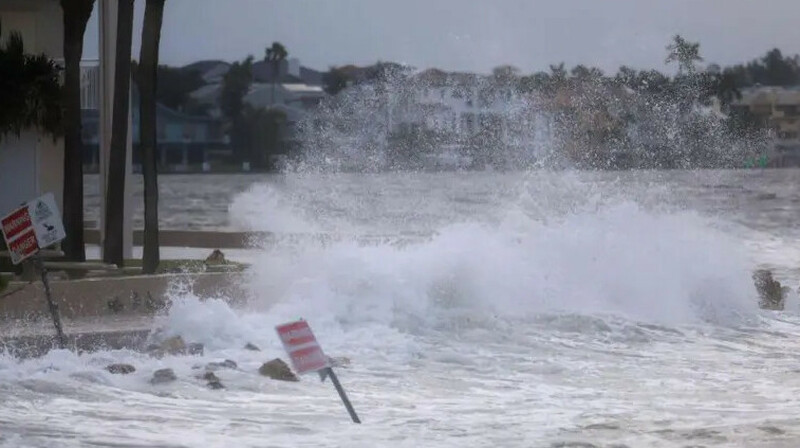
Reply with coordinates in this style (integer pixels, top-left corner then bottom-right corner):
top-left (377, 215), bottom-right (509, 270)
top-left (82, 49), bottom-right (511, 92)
top-left (1, 192), bottom-right (66, 265)
top-left (1, 207), bottom-right (32, 241)
top-left (7, 229), bottom-right (39, 263)
top-left (276, 320), bottom-right (330, 374)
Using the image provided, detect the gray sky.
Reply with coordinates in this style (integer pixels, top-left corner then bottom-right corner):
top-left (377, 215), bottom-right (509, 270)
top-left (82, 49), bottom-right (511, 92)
top-left (84, 0), bottom-right (800, 75)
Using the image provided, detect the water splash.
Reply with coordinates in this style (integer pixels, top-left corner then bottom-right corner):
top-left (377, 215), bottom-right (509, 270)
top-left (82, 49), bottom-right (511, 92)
top-left (240, 197), bottom-right (758, 337)
top-left (227, 182), bottom-right (319, 233)
top-left (288, 66), bottom-right (766, 173)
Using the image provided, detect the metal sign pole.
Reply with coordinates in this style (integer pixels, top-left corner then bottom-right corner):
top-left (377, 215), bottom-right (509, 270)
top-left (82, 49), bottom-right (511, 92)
top-left (33, 255), bottom-right (66, 349)
top-left (324, 367), bottom-right (361, 424)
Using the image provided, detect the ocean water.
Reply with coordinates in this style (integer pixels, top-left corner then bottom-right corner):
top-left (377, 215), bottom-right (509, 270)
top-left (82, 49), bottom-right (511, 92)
top-left (4, 169), bottom-right (800, 447)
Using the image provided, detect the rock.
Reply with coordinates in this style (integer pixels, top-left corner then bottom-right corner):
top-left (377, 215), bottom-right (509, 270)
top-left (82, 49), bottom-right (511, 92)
top-left (207, 380), bottom-right (225, 390)
top-left (753, 269), bottom-right (785, 310)
top-left (199, 371), bottom-right (220, 382)
top-left (150, 368), bottom-right (177, 384)
top-left (146, 336), bottom-right (187, 358)
top-left (259, 358), bottom-right (299, 382)
top-left (244, 342), bottom-right (261, 351)
top-left (328, 356), bottom-right (352, 368)
top-left (205, 249), bottom-right (226, 265)
top-left (188, 343), bottom-right (204, 356)
top-left (196, 371), bottom-right (225, 389)
top-left (207, 359), bottom-right (238, 370)
top-left (106, 363), bottom-right (136, 375)
top-left (161, 336), bottom-right (187, 355)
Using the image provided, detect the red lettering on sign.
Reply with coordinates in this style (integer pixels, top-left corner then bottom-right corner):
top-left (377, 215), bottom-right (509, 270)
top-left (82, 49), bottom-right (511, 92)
top-left (290, 345), bottom-right (329, 373)
top-left (1, 206), bottom-right (32, 240)
top-left (276, 320), bottom-right (330, 374)
top-left (8, 229), bottom-right (39, 263)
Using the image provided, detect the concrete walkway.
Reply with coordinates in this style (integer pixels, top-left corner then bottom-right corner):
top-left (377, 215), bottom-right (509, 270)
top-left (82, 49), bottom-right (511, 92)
top-left (1, 315), bottom-right (156, 359)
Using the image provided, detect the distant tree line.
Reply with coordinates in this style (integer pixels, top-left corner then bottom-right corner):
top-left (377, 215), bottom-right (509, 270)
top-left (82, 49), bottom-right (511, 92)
top-left (132, 36), bottom-right (798, 172)
top-left (219, 44), bottom-right (289, 170)
top-left (305, 35), bottom-right (782, 171)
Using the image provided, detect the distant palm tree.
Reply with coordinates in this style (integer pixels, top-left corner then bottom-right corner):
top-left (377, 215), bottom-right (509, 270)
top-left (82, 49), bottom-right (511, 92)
top-left (60, 0), bottom-right (95, 262)
top-left (139, 0), bottom-right (166, 274)
top-left (103, 0), bottom-right (134, 267)
top-left (264, 42), bottom-right (288, 106)
top-left (665, 34), bottom-right (703, 76)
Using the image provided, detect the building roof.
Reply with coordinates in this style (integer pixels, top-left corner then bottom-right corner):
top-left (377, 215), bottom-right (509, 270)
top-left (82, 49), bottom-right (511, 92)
top-left (282, 83), bottom-right (325, 93)
top-left (252, 60), bottom-right (301, 84)
top-left (182, 60), bottom-right (229, 74)
top-left (189, 83), bottom-right (222, 104)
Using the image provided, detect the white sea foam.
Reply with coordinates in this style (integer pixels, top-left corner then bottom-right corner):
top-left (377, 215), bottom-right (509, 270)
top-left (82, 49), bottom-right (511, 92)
top-left (245, 199), bottom-right (759, 334)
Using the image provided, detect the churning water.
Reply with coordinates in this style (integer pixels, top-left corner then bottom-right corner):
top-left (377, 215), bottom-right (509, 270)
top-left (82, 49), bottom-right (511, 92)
top-left (6, 169), bottom-right (800, 447)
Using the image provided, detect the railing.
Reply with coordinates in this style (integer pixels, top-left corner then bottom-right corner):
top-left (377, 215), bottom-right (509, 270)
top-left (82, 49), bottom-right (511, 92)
top-left (80, 60), bottom-right (100, 110)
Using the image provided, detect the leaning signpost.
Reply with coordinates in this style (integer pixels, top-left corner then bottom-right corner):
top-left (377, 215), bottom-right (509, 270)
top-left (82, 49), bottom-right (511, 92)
top-left (1, 192), bottom-right (67, 348)
top-left (276, 319), bottom-right (361, 424)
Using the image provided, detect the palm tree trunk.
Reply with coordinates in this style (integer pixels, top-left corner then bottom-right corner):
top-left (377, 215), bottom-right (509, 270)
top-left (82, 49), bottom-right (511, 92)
top-left (102, 0), bottom-right (134, 267)
top-left (60, 0), bottom-right (95, 262)
top-left (139, 0), bottom-right (165, 274)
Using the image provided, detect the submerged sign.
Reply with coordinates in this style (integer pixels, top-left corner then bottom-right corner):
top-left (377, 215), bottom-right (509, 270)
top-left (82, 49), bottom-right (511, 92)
top-left (1, 193), bottom-right (66, 264)
top-left (275, 319), bottom-right (361, 423)
top-left (276, 319), bottom-right (330, 374)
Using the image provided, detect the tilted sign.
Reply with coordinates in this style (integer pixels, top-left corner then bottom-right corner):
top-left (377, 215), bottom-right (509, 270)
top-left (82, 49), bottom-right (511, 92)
top-left (1, 193), bottom-right (66, 264)
top-left (275, 319), bottom-right (331, 374)
top-left (275, 318), bottom-right (361, 423)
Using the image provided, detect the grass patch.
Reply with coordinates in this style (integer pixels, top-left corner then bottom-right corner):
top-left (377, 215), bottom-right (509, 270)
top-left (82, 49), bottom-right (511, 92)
top-left (114, 258), bottom-right (248, 274)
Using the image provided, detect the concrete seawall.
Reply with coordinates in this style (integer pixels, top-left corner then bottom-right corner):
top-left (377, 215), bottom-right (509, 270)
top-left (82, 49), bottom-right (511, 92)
top-left (0, 272), bottom-right (248, 321)
top-left (83, 229), bottom-right (428, 249)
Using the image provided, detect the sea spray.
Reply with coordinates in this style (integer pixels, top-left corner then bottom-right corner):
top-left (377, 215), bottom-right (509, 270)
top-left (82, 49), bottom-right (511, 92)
top-left (242, 198), bottom-right (759, 335)
top-left (227, 182), bottom-right (320, 233)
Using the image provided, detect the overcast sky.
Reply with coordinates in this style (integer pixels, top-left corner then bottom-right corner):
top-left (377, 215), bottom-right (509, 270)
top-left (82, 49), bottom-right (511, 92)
top-left (83, 0), bottom-right (800, 75)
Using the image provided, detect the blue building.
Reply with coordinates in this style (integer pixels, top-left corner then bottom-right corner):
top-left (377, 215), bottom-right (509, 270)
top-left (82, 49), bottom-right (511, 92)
top-left (82, 84), bottom-right (230, 172)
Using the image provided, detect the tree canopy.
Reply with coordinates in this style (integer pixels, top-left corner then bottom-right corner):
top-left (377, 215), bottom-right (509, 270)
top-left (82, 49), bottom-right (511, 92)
top-left (0, 20), bottom-right (63, 142)
top-left (220, 55), bottom-right (253, 120)
top-left (666, 34), bottom-right (703, 75)
top-left (132, 62), bottom-right (205, 111)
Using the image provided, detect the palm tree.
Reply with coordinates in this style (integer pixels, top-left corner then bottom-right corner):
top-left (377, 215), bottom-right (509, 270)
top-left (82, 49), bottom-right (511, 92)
top-left (138, 0), bottom-right (165, 274)
top-left (60, 0), bottom-right (95, 262)
top-left (0, 21), bottom-right (62, 141)
top-left (264, 42), bottom-right (288, 105)
top-left (665, 34), bottom-right (703, 76)
top-left (102, 0), bottom-right (134, 267)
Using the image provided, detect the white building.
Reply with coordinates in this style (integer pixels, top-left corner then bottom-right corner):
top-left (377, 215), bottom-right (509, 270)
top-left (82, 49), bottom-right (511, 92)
top-left (389, 70), bottom-right (521, 140)
top-left (244, 83), bottom-right (326, 111)
top-left (0, 0), bottom-right (134, 257)
top-left (0, 0), bottom-right (64, 216)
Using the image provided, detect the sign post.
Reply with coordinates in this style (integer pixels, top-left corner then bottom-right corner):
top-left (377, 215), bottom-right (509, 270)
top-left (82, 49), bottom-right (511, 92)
top-left (33, 255), bottom-right (66, 348)
top-left (276, 319), bottom-right (361, 424)
top-left (1, 193), bottom-right (68, 349)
